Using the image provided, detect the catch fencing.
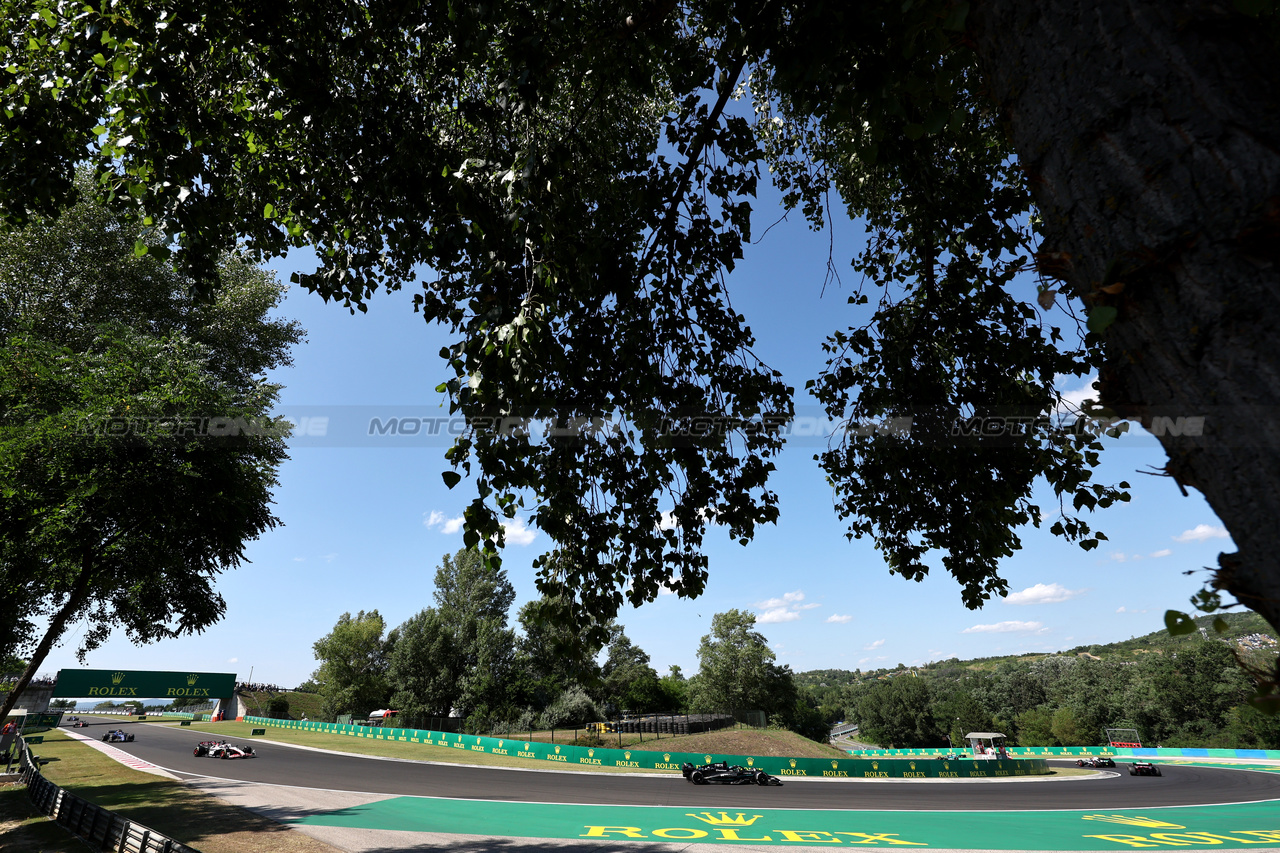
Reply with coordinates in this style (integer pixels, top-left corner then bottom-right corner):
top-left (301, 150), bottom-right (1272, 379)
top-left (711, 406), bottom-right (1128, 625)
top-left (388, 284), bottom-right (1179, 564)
top-left (846, 745), bottom-right (1280, 759)
top-left (17, 735), bottom-right (200, 853)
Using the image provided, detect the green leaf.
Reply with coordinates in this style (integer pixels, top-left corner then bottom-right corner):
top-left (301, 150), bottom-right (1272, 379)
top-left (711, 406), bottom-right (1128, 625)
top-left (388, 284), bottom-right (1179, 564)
top-left (441, 470), bottom-right (461, 489)
top-left (1087, 305), bottom-right (1118, 333)
top-left (263, 203), bottom-right (275, 219)
top-left (1164, 610), bottom-right (1197, 636)
top-left (1212, 616), bottom-right (1230, 633)
top-left (133, 241), bottom-right (148, 258)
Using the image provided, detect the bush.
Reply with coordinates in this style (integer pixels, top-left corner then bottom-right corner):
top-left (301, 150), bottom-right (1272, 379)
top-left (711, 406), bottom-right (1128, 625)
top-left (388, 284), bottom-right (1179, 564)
top-left (537, 686), bottom-right (603, 730)
top-left (266, 696), bottom-right (290, 719)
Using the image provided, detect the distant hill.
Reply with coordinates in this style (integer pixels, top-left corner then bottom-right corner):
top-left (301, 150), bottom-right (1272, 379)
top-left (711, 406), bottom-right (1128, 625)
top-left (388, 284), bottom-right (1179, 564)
top-left (797, 610), bottom-right (1277, 686)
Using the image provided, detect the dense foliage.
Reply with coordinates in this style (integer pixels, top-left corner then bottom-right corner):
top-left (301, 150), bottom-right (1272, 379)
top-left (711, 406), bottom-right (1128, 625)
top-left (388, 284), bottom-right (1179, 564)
top-left (7, 1), bottom-right (1279, 679)
top-left (308, 551), bottom-right (823, 739)
top-left (832, 636), bottom-right (1280, 750)
top-left (0, 174), bottom-right (302, 720)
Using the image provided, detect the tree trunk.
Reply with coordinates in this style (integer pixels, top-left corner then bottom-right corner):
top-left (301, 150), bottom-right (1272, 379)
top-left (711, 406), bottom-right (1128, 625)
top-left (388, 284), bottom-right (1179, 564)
top-left (970, 2), bottom-right (1280, 643)
top-left (0, 563), bottom-right (95, 721)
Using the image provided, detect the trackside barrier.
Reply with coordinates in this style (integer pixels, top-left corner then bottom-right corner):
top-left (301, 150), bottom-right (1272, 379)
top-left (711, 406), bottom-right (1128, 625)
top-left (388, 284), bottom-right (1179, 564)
top-left (241, 717), bottom-right (1048, 779)
top-left (846, 745), bottom-right (1280, 760)
top-left (18, 736), bottom-right (200, 852)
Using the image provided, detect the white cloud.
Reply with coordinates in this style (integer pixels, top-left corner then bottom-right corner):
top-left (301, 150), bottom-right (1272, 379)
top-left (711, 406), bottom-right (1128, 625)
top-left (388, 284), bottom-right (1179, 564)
top-left (1117, 606), bottom-right (1148, 614)
top-left (754, 590), bottom-right (815, 623)
top-left (758, 607), bottom-right (802, 624)
top-left (1149, 549), bottom-right (1172, 558)
top-left (756, 590), bottom-right (807, 609)
top-left (1108, 552), bottom-right (1127, 562)
top-left (227, 657), bottom-right (238, 664)
top-left (962, 620), bottom-right (1045, 634)
top-left (865, 639), bottom-right (885, 650)
top-left (1116, 606), bottom-right (1126, 613)
top-left (1174, 524), bottom-right (1229, 543)
top-left (1057, 375), bottom-right (1099, 414)
top-left (1003, 583), bottom-right (1085, 605)
top-left (293, 556), bottom-right (305, 562)
top-left (425, 511), bottom-right (465, 535)
top-left (501, 519), bottom-right (538, 546)
top-left (323, 553), bottom-right (338, 563)
top-left (826, 614), bottom-right (853, 624)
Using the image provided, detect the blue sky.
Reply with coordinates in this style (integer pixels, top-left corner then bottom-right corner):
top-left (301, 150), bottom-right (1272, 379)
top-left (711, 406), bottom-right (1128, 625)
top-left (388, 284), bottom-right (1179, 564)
top-left (37, 187), bottom-right (1234, 689)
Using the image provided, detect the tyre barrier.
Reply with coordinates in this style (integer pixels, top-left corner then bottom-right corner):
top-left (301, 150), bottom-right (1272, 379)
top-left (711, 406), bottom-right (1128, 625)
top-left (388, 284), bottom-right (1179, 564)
top-left (242, 717), bottom-right (1048, 779)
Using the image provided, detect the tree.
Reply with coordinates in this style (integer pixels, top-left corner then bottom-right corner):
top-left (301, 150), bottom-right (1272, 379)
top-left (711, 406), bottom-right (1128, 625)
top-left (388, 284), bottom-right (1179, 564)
top-left (853, 677), bottom-right (942, 749)
top-left (690, 610), bottom-right (795, 716)
top-left (4, 3), bottom-right (1279, 695)
top-left (387, 549), bottom-right (516, 729)
top-left (0, 176), bottom-right (302, 720)
top-left (601, 630), bottom-right (663, 713)
top-left (311, 610), bottom-right (394, 719)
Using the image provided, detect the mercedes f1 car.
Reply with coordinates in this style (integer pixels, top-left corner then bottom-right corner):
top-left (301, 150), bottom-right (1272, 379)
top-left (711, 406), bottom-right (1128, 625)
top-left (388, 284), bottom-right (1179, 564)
top-left (681, 761), bottom-right (783, 786)
top-left (1129, 761), bottom-right (1162, 776)
top-left (194, 740), bottom-right (256, 759)
top-left (102, 730), bottom-right (135, 743)
top-left (1075, 756), bottom-right (1116, 768)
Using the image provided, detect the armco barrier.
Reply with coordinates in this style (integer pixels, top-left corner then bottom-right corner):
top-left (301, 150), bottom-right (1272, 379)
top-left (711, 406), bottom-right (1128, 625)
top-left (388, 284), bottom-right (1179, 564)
top-left (242, 717), bottom-right (1047, 779)
top-left (18, 736), bottom-right (200, 852)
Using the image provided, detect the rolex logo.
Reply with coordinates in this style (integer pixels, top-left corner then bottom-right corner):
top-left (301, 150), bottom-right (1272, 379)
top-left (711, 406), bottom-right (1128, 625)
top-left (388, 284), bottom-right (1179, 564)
top-left (111, 672), bottom-right (126, 685)
top-left (704, 755), bottom-right (712, 764)
top-left (747, 757), bottom-right (754, 766)
top-left (832, 760), bottom-right (839, 769)
top-left (524, 743), bottom-right (530, 750)
top-left (498, 740), bottom-right (503, 748)
top-left (686, 813), bottom-right (763, 827)
top-left (555, 745), bottom-right (561, 754)
top-left (186, 673), bottom-right (199, 686)
top-left (663, 753), bottom-right (671, 762)
top-left (872, 761), bottom-right (879, 770)
top-left (588, 749), bottom-right (595, 757)
top-left (624, 751), bottom-right (631, 760)
top-left (1082, 815), bottom-right (1186, 828)
top-left (789, 758), bottom-right (797, 768)
top-left (910, 761), bottom-right (916, 770)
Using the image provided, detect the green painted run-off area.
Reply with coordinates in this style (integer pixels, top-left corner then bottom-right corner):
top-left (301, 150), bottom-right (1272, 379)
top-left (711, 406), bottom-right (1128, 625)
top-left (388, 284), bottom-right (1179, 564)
top-left (290, 797), bottom-right (1280, 849)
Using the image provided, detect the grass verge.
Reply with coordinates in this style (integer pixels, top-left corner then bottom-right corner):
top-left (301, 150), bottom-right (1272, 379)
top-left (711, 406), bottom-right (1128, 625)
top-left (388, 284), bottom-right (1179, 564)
top-left (161, 721), bottom-right (673, 774)
top-left (19, 730), bottom-right (340, 853)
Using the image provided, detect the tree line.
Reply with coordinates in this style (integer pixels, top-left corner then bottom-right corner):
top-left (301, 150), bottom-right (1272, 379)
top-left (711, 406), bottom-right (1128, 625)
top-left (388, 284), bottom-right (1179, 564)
top-left (307, 549), bottom-right (828, 741)
top-left (834, 645), bottom-right (1280, 750)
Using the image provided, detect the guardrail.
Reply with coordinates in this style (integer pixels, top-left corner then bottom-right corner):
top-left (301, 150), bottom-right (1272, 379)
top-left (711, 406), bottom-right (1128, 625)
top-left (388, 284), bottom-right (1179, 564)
top-left (242, 716), bottom-right (1049, 779)
top-left (17, 735), bottom-right (200, 852)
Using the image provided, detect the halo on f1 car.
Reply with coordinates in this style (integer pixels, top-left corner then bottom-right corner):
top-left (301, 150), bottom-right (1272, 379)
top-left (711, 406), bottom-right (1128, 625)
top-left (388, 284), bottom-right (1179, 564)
top-left (194, 740), bottom-right (256, 759)
top-left (101, 730), bottom-right (134, 743)
top-left (681, 761), bottom-right (783, 786)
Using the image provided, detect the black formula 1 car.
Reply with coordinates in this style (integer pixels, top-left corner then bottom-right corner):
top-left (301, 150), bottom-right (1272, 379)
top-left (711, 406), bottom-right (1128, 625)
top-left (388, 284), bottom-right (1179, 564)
top-left (1129, 761), bottom-right (1162, 776)
top-left (681, 761), bottom-right (783, 786)
top-left (101, 730), bottom-right (134, 743)
top-left (194, 740), bottom-right (256, 759)
top-left (1075, 756), bottom-right (1116, 768)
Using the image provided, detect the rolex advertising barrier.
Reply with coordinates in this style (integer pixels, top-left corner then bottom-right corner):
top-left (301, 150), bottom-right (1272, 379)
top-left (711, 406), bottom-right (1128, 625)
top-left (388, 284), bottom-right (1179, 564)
top-left (242, 717), bottom-right (1048, 779)
top-left (847, 745), bottom-right (1280, 760)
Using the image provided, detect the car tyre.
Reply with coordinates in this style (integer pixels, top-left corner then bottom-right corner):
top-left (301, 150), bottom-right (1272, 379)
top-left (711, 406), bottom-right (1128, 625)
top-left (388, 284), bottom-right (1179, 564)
top-left (690, 771), bottom-right (705, 785)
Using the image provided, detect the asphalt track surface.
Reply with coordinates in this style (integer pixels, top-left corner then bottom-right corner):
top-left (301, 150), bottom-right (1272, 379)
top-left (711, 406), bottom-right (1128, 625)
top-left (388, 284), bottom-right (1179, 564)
top-left (68, 716), bottom-right (1280, 812)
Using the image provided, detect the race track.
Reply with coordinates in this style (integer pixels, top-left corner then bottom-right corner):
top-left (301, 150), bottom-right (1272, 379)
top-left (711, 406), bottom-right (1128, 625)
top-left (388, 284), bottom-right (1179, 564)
top-left (66, 716), bottom-right (1280, 812)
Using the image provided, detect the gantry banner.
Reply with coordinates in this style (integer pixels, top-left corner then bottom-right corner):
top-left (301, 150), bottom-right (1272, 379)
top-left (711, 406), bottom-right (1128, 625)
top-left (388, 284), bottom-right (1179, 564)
top-left (52, 670), bottom-right (236, 700)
